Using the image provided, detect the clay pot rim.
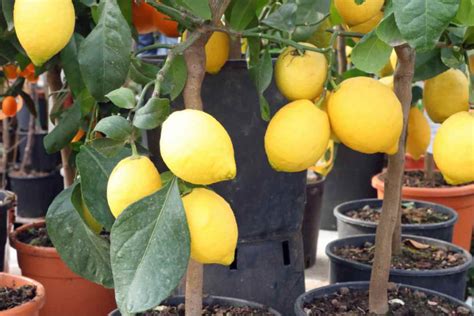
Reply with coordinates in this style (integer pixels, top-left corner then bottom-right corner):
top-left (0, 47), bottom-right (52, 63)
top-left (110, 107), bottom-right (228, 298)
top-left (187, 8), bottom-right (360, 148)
top-left (0, 272), bottom-right (46, 315)
top-left (9, 221), bottom-right (59, 259)
top-left (372, 170), bottom-right (474, 197)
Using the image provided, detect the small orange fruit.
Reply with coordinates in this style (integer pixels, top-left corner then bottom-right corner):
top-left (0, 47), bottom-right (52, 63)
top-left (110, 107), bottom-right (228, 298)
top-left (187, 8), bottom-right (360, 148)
top-left (72, 129), bottom-right (86, 143)
top-left (154, 9), bottom-right (179, 37)
top-left (2, 96), bottom-right (18, 117)
top-left (2, 64), bottom-right (18, 80)
top-left (132, 1), bottom-right (157, 34)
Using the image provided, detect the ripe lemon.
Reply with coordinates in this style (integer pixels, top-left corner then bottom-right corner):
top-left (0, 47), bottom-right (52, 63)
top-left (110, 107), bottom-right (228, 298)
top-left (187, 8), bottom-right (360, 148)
top-left (328, 77), bottom-right (403, 154)
top-left (433, 111), bottom-right (474, 185)
top-left (182, 188), bottom-right (238, 265)
top-left (275, 43), bottom-right (327, 101)
top-left (379, 76), bottom-right (394, 90)
top-left (205, 32), bottom-right (230, 74)
top-left (406, 107), bottom-right (431, 160)
top-left (423, 69), bottom-right (469, 123)
top-left (379, 50), bottom-right (397, 77)
top-left (335, 0), bottom-right (384, 26)
top-left (318, 91), bottom-right (340, 142)
top-left (107, 155), bottom-right (162, 218)
top-left (265, 99), bottom-right (330, 172)
top-left (160, 109), bottom-right (236, 185)
top-left (469, 54), bottom-right (474, 74)
top-left (14, 0), bottom-right (75, 66)
top-left (348, 11), bottom-right (383, 36)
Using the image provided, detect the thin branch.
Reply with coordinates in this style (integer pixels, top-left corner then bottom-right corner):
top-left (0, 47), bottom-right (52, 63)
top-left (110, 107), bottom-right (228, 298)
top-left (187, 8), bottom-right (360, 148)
top-left (326, 29), bottom-right (365, 38)
top-left (135, 43), bottom-right (176, 56)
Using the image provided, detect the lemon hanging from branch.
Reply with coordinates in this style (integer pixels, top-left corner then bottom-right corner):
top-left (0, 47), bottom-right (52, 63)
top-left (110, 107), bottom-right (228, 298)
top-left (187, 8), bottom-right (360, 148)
top-left (14, 0), bottom-right (75, 66)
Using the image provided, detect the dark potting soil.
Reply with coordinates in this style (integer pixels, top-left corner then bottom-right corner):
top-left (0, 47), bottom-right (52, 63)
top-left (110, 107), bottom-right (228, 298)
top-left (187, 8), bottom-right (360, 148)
top-left (138, 303), bottom-right (275, 316)
top-left (303, 284), bottom-right (472, 315)
top-left (345, 202), bottom-right (450, 224)
top-left (0, 285), bottom-right (36, 311)
top-left (16, 226), bottom-right (53, 247)
top-left (398, 170), bottom-right (473, 188)
top-left (333, 239), bottom-right (467, 270)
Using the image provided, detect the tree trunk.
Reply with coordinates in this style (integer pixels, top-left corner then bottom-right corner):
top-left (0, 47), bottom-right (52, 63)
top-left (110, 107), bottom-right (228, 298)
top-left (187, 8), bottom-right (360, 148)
top-left (424, 152), bottom-right (435, 186)
top-left (369, 45), bottom-right (415, 314)
top-left (337, 26), bottom-right (347, 74)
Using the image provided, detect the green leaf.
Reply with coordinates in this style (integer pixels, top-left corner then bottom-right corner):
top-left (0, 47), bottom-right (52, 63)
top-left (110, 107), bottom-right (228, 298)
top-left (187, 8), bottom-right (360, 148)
top-left (106, 87), bottom-right (136, 109)
top-left (133, 97), bottom-right (170, 130)
top-left (413, 48), bottom-right (449, 81)
top-left (455, 0), bottom-right (474, 26)
top-left (351, 31), bottom-right (392, 74)
top-left (77, 88), bottom-right (96, 115)
top-left (393, 0), bottom-right (460, 51)
top-left (262, 3), bottom-right (298, 33)
top-left (129, 57), bottom-right (159, 86)
top-left (292, 0), bottom-right (330, 41)
top-left (117, 0), bottom-right (132, 25)
top-left (91, 138), bottom-right (127, 158)
top-left (111, 177), bottom-right (189, 313)
top-left (76, 145), bottom-right (131, 230)
top-left (440, 47), bottom-right (465, 68)
top-left (258, 95), bottom-right (271, 121)
top-left (1, 0), bottom-right (13, 31)
top-left (341, 68), bottom-right (371, 80)
top-left (175, 0), bottom-right (211, 20)
top-left (376, 13), bottom-right (405, 46)
top-left (94, 115), bottom-right (133, 141)
top-left (226, 0), bottom-right (258, 31)
top-left (61, 34), bottom-right (86, 97)
top-left (46, 183), bottom-right (114, 288)
top-left (44, 104), bottom-right (82, 154)
top-left (79, 0), bottom-right (132, 101)
top-left (329, 0), bottom-right (343, 25)
top-left (161, 56), bottom-right (187, 100)
top-left (249, 49), bottom-right (272, 121)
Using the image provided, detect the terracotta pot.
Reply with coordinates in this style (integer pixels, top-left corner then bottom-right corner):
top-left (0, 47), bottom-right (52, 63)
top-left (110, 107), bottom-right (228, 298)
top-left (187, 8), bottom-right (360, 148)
top-left (9, 222), bottom-right (116, 316)
top-left (0, 272), bottom-right (45, 316)
top-left (372, 171), bottom-right (474, 250)
top-left (405, 154), bottom-right (425, 170)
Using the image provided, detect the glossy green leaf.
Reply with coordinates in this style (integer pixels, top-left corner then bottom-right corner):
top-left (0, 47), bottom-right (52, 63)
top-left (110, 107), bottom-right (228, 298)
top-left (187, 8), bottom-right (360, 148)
top-left (61, 34), bottom-right (86, 97)
top-left (133, 97), bottom-right (170, 130)
top-left (76, 145), bottom-right (131, 230)
top-left (440, 47), bottom-right (465, 68)
top-left (393, 0), bottom-right (460, 51)
top-left (2, 0), bottom-right (13, 31)
top-left (175, 0), bottom-right (211, 20)
top-left (79, 0), bottom-right (132, 101)
top-left (46, 183), bottom-right (114, 288)
top-left (262, 3), bottom-right (298, 33)
top-left (455, 0), bottom-right (474, 26)
top-left (161, 55), bottom-right (187, 100)
top-left (77, 88), bottom-right (96, 115)
top-left (91, 138), bottom-right (127, 158)
top-left (292, 0), bottom-right (330, 41)
top-left (351, 31), bottom-right (392, 74)
top-left (43, 104), bottom-right (82, 154)
top-left (111, 177), bottom-right (190, 313)
top-left (249, 49), bottom-right (272, 121)
top-left (106, 87), bottom-right (136, 109)
top-left (413, 48), bottom-right (449, 81)
top-left (227, 0), bottom-right (258, 31)
top-left (94, 115), bottom-right (133, 142)
top-left (376, 13), bottom-right (405, 47)
top-left (129, 57), bottom-right (159, 86)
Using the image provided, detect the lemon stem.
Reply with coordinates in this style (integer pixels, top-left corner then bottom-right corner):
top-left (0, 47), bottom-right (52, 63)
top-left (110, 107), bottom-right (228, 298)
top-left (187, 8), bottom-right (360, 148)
top-left (130, 141), bottom-right (139, 157)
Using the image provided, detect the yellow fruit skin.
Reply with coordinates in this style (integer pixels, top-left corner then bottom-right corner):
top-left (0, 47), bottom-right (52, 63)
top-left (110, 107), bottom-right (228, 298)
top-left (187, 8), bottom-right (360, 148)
top-left (182, 188), bottom-right (238, 265)
top-left (81, 198), bottom-right (102, 234)
top-left (406, 107), bottom-right (431, 160)
top-left (469, 55), bottom-right (474, 74)
top-left (348, 11), bottom-right (383, 37)
top-left (14, 0), bottom-right (75, 66)
top-left (423, 69), bottom-right (469, 123)
top-left (275, 43), bottom-right (327, 101)
top-left (328, 77), bottom-right (403, 155)
top-left (160, 109), bottom-right (236, 185)
top-left (335, 0), bottom-right (384, 26)
top-left (107, 156), bottom-right (162, 218)
top-left (265, 100), bottom-right (330, 172)
top-left (379, 50), bottom-right (398, 77)
top-left (205, 32), bottom-right (230, 74)
top-left (379, 76), bottom-right (394, 90)
top-left (433, 112), bottom-right (474, 185)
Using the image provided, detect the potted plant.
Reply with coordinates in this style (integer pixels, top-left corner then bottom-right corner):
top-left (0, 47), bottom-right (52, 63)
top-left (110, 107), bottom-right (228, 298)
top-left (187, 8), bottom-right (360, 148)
top-left (0, 272), bottom-right (45, 316)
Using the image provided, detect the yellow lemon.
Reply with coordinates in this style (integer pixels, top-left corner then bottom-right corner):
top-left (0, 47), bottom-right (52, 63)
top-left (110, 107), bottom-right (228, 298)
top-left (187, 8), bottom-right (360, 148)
top-left (318, 91), bottom-right (340, 142)
top-left (81, 198), bottom-right (102, 234)
top-left (107, 155), bottom-right (162, 218)
top-left (160, 109), bottom-right (236, 185)
top-left (275, 43), bottom-right (327, 101)
top-left (469, 54), bottom-right (474, 74)
top-left (14, 0), bottom-right (75, 66)
top-left (423, 69), bottom-right (469, 123)
top-left (379, 76), bottom-right (394, 90)
top-left (346, 46), bottom-right (353, 64)
top-left (348, 11), bottom-right (383, 38)
top-left (328, 77), bottom-right (403, 154)
top-left (379, 50), bottom-right (398, 77)
top-left (182, 188), bottom-right (238, 265)
top-left (335, 0), bottom-right (384, 26)
top-left (406, 107), bottom-right (431, 160)
top-left (205, 31), bottom-right (230, 74)
top-left (433, 111), bottom-right (474, 185)
top-left (265, 99), bottom-right (330, 172)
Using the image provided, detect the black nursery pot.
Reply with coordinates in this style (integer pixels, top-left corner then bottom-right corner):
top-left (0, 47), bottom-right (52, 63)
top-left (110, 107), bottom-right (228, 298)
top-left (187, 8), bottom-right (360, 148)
top-left (18, 131), bottom-right (61, 172)
top-left (108, 296), bottom-right (282, 316)
top-left (326, 234), bottom-right (473, 300)
top-left (334, 198), bottom-right (458, 242)
top-left (294, 281), bottom-right (473, 315)
top-left (0, 191), bottom-right (15, 271)
top-left (8, 170), bottom-right (63, 218)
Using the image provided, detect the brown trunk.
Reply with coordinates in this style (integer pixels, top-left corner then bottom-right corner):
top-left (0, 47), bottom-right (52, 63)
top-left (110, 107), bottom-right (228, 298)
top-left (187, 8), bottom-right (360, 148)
top-left (337, 26), bottom-right (347, 74)
top-left (229, 36), bottom-right (242, 60)
top-left (19, 108), bottom-right (35, 174)
top-left (369, 45), bottom-right (415, 314)
top-left (1, 117), bottom-right (9, 189)
top-left (46, 67), bottom-right (74, 187)
top-left (424, 152), bottom-right (435, 185)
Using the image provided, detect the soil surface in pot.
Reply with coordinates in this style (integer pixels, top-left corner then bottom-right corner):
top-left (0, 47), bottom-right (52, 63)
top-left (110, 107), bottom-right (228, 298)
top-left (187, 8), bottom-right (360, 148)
top-left (380, 170), bottom-right (473, 188)
top-left (303, 284), bottom-right (472, 315)
top-left (17, 226), bottom-right (53, 247)
top-left (345, 202), bottom-right (450, 224)
top-left (138, 304), bottom-right (275, 315)
top-left (333, 239), bottom-right (466, 270)
top-left (0, 285), bottom-right (37, 311)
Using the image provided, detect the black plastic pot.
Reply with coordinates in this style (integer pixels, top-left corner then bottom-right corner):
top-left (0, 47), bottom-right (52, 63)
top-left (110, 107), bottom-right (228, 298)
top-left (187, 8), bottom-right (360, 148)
top-left (326, 234), bottom-right (473, 300)
top-left (8, 170), bottom-right (63, 218)
top-left (18, 131), bottom-right (61, 172)
top-left (302, 171), bottom-right (325, 268)
top-left (17, 91), bottom-right (48, 132)
top-left (294, 281), bottom-right (473, 315)
top-left (334, 198), bottom-right (457, 242)
top-left (109, 295), bottom-right (281, 316)
top-left (320, 144), bottom-right (384, 230)
top-left (0, 191), bottom-right (14, 271)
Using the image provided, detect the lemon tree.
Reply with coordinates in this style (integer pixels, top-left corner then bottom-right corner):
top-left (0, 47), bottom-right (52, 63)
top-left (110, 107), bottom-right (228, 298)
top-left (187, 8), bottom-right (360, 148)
top-left (1, 0), bottom-right (473, 315)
